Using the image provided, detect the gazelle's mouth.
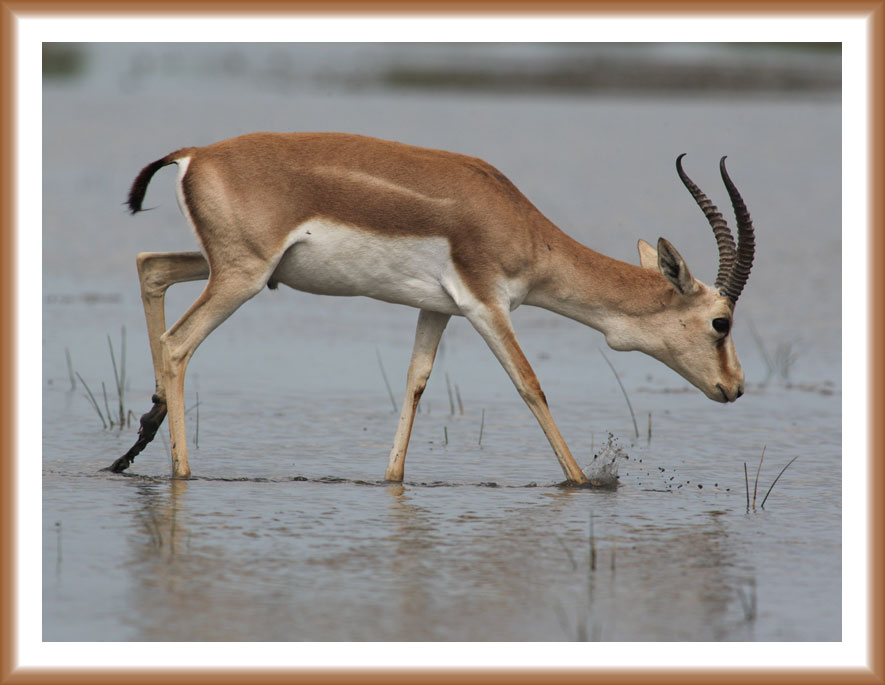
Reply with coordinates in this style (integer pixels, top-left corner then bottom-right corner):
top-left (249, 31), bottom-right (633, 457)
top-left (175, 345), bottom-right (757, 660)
top-left (715, 383), bottom-right (743, 403)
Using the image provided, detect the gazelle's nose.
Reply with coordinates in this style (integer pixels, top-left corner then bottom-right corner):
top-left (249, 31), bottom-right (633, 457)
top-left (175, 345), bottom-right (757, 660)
top-left (715, 383), bottom-right (743, 403)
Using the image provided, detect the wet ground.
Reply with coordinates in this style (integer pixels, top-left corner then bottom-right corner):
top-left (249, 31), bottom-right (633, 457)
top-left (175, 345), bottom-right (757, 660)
top-left (41, 44), bottom-right (841, 643)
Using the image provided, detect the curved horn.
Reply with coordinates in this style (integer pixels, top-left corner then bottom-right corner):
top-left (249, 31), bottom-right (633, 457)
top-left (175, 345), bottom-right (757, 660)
top-left (719, 156), bottom-right (755, 305)
top-left (676, 154), bottom-right (736, 292)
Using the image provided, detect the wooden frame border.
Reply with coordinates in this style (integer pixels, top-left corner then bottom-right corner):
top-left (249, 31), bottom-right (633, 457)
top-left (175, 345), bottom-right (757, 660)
top-left (3, 2), bottom-right (881, 683)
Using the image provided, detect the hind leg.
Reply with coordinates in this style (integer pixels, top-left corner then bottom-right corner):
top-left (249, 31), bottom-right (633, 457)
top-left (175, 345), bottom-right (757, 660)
top-left (160, 270), bottom-right (269, 477)
top-left (107, 251), bottom-right (209, 473)
top-left (137, 252), bottom-right (210, 400)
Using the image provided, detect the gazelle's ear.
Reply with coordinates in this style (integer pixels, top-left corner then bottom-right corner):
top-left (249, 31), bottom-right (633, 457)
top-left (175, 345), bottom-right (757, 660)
top-left (657, 237), bottom-right (696, 295)
top-left (637, 239), bottom-right (658, 270)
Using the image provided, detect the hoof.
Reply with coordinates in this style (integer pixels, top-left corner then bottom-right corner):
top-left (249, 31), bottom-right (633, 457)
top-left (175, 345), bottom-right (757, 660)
top-left (102, 456), bottom-right (132, 473)
top-left (104, 397), bottom-right (167, 476)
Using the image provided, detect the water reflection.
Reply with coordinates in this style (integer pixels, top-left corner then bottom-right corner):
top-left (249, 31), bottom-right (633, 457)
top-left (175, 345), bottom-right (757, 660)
top-left (47, 465), bottom-right (800, 641)
top-left (581, 510), bottom-right (758, 641)
top-left (131, 478), bottom-right (190, 561)
top-left (384, 484), bottom-right (443, 638)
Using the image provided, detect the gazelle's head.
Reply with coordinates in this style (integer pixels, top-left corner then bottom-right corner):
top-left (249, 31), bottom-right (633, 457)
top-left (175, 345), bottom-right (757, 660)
top-left (618, 155), bottom-right (756, 403)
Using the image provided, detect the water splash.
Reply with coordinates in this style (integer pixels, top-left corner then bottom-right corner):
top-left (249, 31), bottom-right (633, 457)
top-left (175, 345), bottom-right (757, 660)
top-left (582, 434), bottom-right (628, 488)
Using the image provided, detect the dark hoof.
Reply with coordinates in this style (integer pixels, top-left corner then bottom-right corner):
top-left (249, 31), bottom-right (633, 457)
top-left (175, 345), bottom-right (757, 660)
top-left (102, 456), bottom-right (132, 473)
top-left (103, 396), bottom-right (168, 476)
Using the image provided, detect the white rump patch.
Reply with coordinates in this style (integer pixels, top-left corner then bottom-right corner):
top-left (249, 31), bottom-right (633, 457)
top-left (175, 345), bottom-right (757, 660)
top-left (173, 156), bottom-right (205, 252)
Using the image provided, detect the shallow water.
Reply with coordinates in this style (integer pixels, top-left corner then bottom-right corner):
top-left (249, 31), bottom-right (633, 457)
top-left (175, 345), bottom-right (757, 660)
top-left (42, 44), bottom-right (841, 642)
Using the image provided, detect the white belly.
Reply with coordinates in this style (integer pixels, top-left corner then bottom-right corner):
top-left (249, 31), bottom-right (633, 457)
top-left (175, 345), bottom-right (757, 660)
top-left (270, 219), bottom-right (462, 314)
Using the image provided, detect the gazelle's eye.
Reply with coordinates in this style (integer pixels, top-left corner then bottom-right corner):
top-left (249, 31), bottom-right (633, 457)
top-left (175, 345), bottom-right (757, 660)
top-left (712, 317), bottom-right (730, 335)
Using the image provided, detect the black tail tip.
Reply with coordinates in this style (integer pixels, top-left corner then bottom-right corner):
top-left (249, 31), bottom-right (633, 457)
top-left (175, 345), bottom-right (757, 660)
top-left (127, 156), bottom-right (170, 216)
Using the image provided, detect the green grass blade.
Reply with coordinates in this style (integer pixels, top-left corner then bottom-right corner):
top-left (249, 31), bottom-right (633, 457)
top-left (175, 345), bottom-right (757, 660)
top-left (599, 349), bottom-right (638, 438)
top-left (761, 456), bottom-right (798, 509)
top-left (76, 372), bottom-right (107, 429)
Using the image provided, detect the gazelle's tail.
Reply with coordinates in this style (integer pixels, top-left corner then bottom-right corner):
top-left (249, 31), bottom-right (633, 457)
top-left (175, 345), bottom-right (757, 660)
top-left (127, 149), bottom-right (190, 214)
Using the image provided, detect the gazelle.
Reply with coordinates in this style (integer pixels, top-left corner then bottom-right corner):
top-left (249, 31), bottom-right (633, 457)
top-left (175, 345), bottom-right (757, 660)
top-left (107, 132), bottom-right (755, 485)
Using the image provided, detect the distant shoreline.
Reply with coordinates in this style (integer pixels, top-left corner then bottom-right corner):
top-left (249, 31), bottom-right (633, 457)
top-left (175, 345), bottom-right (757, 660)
top-left (377, 57), bottom-right (840, 97)
top-left (43, 42), bottom-right (841, 99)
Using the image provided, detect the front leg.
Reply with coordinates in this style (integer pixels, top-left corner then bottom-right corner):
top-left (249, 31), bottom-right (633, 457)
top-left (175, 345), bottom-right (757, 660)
top-left (463, 304), bottom-right (589, 485)
top-left (384, 309), bottom-right (451, 482)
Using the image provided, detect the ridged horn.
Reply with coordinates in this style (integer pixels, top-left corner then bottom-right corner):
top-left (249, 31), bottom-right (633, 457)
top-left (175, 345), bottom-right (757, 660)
top-left (676, 153), bottom-right (736, 292)
top-left (718, 156), bottom-right (755, 305)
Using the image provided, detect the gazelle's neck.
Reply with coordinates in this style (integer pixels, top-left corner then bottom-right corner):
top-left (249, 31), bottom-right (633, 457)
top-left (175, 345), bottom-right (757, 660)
top-left (525, 229), bottom-right (674, 344)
